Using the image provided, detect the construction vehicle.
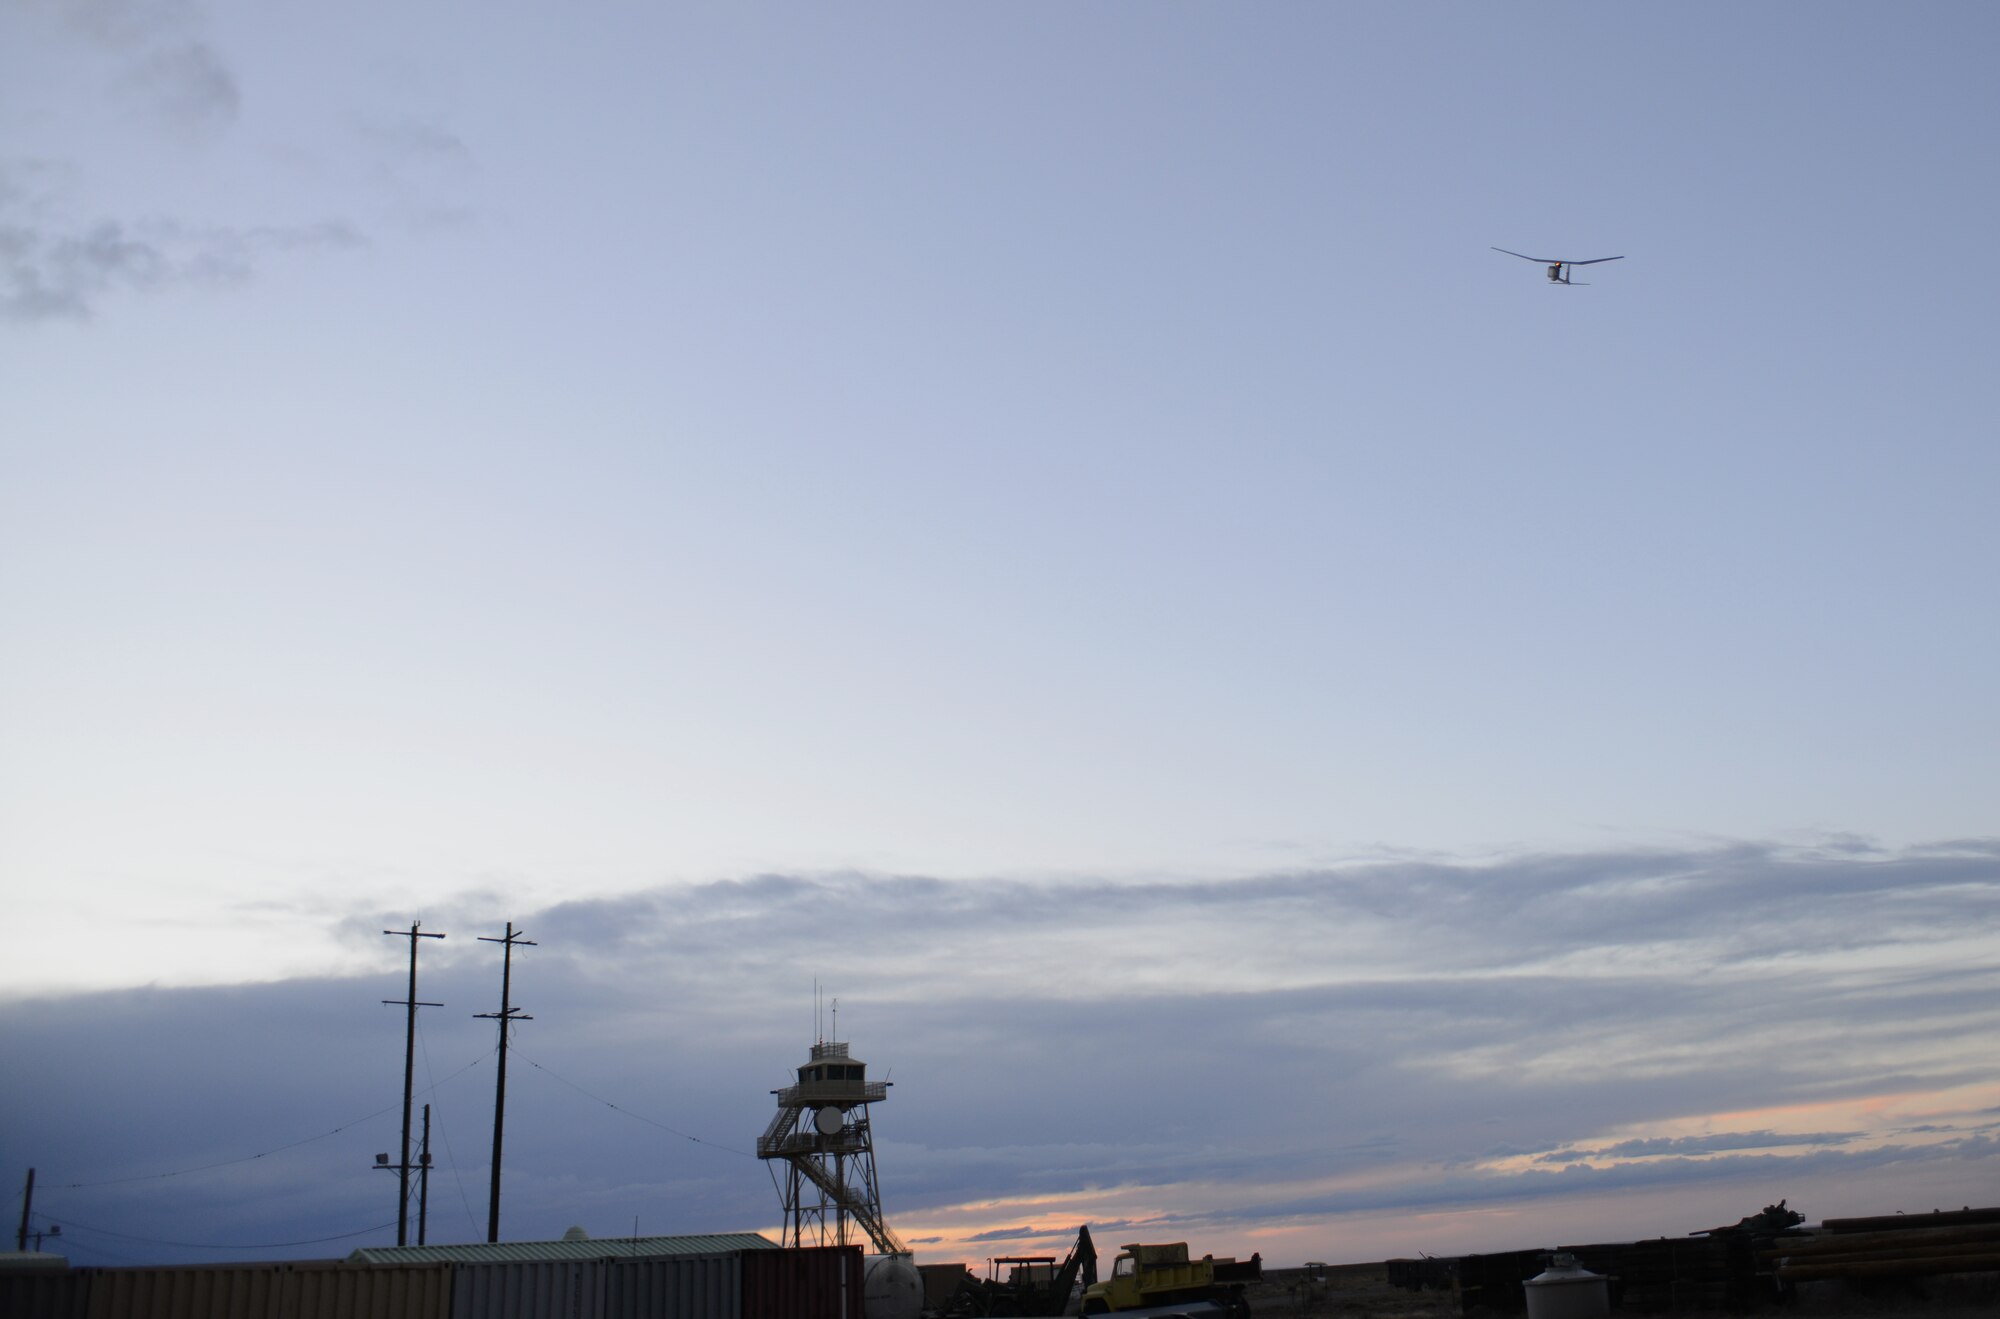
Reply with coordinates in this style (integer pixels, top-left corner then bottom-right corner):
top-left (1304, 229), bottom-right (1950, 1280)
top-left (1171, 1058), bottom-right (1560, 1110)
top-left (942, 1225), bottom-right (1097, 1317)
top-left (1079, 1242), bottom-right (1261, 1317)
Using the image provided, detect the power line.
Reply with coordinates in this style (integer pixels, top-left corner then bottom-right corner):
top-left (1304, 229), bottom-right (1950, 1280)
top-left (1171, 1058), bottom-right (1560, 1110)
top-left (56, 1049), bottom-right (492, 1190)
top-left (31, 1223), bottom-right (140, 1266)
top-left (416, 1018), bottom-right (483, 1240)
top-left (29, 1209), bottom-right (400, 1251)
top-left (510, 1050), bottom-right (755, 1159)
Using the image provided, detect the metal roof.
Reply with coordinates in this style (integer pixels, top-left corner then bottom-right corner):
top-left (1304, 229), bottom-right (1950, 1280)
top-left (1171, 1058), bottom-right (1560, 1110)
top-left (348, 1232), bottom-right (778, 1265)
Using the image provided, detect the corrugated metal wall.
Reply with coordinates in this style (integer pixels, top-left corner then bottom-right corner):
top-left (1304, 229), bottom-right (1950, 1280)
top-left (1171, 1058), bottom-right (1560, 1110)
top-left (452, 1260), bottom-right (608, 1319)
top-left (0, 1271), bottom-right (89, 1319)
top-left (87, 1265), bottom-right (281, 1319)
top-left (450, 1255), bottom-right (742, 1319)
top-left (604, 1254), bottom-right (739, 1319)
top-left (739, 1246), bottom-right (863, 1319)
top-left (288, 1263), bottom-right (454, 1319)
top-left (0, 1263), bottom-right (452, 1319)
top-left (2, 1247), bottom-right (832, 1319)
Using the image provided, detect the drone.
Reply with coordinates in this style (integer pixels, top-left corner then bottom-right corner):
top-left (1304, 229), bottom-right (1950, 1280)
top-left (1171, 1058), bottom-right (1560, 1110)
top-left (1492, 248), bottom-right (1624, 285)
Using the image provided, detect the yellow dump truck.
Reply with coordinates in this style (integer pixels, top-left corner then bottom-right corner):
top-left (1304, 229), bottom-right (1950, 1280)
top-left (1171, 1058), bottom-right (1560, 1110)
top-left (1079, 1241), bottom-right (1260, 1317)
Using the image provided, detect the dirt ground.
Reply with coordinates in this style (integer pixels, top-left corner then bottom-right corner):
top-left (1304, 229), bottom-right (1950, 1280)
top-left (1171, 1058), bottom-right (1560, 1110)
top-left (1243, 1265), bottom-right (1460, 1318)
top-left (1238, 1265), bottom-right (2000, 1319)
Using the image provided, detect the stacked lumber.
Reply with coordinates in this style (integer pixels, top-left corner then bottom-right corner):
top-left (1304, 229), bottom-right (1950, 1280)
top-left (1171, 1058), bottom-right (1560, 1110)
top-left (1768, 1208), bottom-right (2000, 1283)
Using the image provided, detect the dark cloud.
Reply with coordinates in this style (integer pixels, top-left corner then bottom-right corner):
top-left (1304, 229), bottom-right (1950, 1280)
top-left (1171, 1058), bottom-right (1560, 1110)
top-left (1535, 1131), bottom-right (1863, 1163)
top-left (6, 839), bottom-right (1999, 1265)
top-left (964, 1226), bottom-right (1042, 1244)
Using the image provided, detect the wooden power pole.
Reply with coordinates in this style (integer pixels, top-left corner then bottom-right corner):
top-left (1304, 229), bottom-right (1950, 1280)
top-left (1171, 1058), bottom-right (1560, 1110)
top-left (476, 922), bottom-right (534, 1243)
top-left (382, 922), bottom-right (445, 1246)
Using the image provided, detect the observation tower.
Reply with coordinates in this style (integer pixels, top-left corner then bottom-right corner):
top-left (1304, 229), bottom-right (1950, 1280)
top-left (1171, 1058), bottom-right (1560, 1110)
top-left (757, 1034), bottom-right (905, 1255)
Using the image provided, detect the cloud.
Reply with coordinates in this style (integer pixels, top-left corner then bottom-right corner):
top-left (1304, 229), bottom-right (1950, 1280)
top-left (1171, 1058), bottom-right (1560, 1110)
top-left (355, 117), bottom-right (475, 174)
top-left (1535, 1131), bottom-right (1862, 1163)
top-left (352, 114), bottom-right (479, 232)
top-left (0, 165), bottom-right (364, 320)
top-left (34, 0), bottom-right (241, 138)
top-left (122, 41), bottom-right (240, 135)
top-left (1218, 1135), bottom-right (2000, 1228)
top-left (6, 838), bottom-right (1999, 1265)
top-left (9, 3), bottom-right (461, 300)
top-left (50, 0), bottom-right (195, 48)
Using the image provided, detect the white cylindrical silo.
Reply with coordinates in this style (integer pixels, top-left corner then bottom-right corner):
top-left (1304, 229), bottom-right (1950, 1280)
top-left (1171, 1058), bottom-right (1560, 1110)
top-left (1524, 1253), bottom-right (1610, 1319)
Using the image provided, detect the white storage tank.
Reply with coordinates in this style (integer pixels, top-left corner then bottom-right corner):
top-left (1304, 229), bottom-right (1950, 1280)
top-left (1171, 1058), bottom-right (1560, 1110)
top-left (1524, 1253), bottom-right (1609, 1319)
top-left (864, 1253), bottom-right (923, 1319)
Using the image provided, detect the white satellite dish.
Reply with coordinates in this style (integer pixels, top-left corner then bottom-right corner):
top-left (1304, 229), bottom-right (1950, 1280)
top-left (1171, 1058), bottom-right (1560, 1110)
top-left (815, 1105), bottom-right (845, 1136)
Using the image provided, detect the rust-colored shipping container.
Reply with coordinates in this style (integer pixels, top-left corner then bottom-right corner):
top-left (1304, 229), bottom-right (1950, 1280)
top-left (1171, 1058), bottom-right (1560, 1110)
top-left (739, 1245), bottom-right (863, 1319)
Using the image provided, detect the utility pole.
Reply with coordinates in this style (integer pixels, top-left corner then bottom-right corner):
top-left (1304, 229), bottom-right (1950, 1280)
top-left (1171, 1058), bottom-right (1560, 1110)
top-left (476, 922), bottom-right (535, 1243)
top-left (15, 1168), bottom-right (32, 1252)
top-left (383, 922), bottom-right (445, 1246)
top-left (418, 1104), bottom-right (433, 1246)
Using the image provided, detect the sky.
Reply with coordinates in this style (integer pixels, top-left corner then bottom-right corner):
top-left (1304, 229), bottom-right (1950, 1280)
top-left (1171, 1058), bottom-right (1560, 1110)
top-left (3, 0), bottom-right (1998, 1273)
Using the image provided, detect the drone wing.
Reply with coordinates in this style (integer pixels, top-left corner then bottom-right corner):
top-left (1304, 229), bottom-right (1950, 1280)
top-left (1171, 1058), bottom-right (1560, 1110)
top-left (1491, 248), bottom-right (1626, 266)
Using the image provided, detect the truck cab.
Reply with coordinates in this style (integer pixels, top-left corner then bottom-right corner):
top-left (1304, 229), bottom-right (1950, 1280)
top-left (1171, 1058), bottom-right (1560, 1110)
top-left (1081, 1242), bottom-right (1251, 1315)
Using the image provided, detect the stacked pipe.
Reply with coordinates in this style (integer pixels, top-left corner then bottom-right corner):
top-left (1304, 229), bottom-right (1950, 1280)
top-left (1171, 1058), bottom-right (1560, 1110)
top-left (1768, 1208), bottom-right (2000, 1283)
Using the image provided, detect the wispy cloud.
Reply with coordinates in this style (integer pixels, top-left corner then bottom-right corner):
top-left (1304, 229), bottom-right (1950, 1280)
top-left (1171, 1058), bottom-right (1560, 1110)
top-left (6, 2), bottom-right (396, 321)
top-left (121, 40), bottom-right (239, 136)
top-left (39, 0), bottom-right (241, 138)
top-left (1535, 1131), bottom-right (1862, 1163)
top-left (0, 171), bottom-right (365, 320)
top-left (352, 114), bottom-right (479, 232)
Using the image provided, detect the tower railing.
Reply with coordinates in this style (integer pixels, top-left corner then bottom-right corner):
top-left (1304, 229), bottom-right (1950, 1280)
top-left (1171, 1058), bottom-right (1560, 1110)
top-left (774, 1079), bottom-right (890, 1108)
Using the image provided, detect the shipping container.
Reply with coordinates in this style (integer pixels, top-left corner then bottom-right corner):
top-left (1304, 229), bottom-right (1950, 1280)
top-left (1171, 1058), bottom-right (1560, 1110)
top-left (85, 1264), bottom-right (281, 1319)
top-left (739, 1245), bottom-right (864, 1319)
top-left (603, 1253), bottom-right (739, 1319)
top-left (0, 1270), bottom-right (89, 1319)
top-left (453, 1259), bottom-right (609, 1319)
top-left (0, 1262), bottom-right (452, 1319)
top-left (288, 1262), bottom-right (453, 1319)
